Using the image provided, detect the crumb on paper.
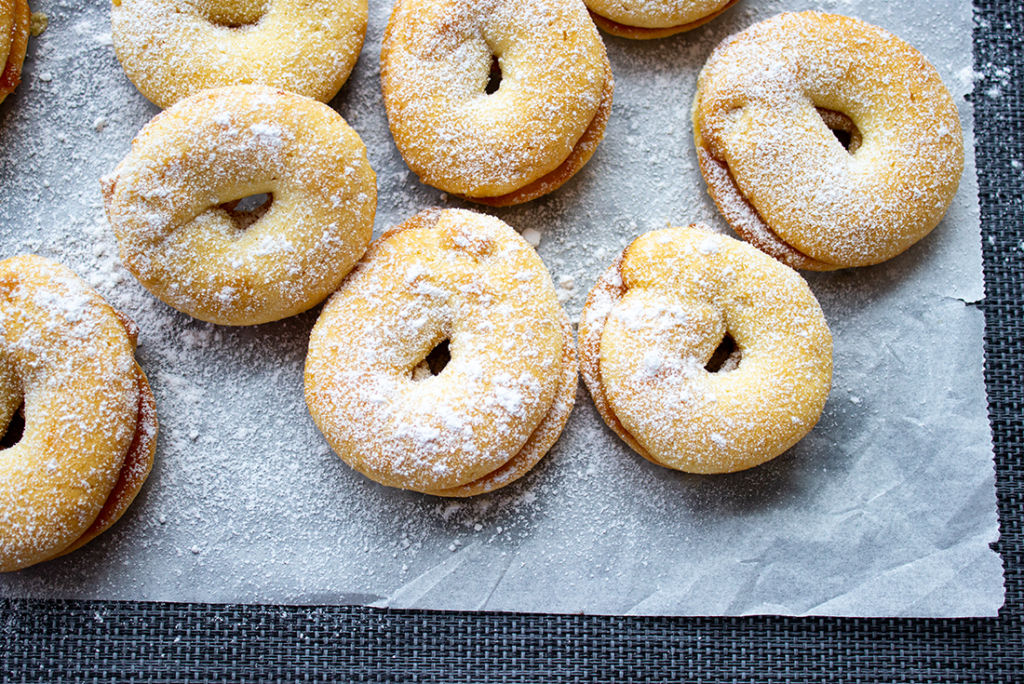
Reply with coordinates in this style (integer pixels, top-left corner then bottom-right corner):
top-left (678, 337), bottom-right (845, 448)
top-left (522, 228), bottom-right (542, 247)
top-left (30, 12), bottom-right (48, 36)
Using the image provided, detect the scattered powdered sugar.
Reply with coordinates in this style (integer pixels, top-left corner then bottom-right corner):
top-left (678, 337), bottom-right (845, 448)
top-left (638, 350), bottom-right (664, 379)
top-left (697, 234), bottom-right (722, 254)
top-left (0, 0), bottom-right (1000, 616)
top-left (248, 233), bottom-right (296, 258)
top-left (248, 123), bottom-right (284, 149)
top-left (31, 283), bottom-right (93, 327)
top-left (491, 375), bottom-right (526, 417)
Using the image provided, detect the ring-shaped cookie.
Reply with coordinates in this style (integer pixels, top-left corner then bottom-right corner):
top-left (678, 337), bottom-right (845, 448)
top-left (692, 11), bottom-right (964, 270)
top-left (0, 0), bottom-right (29, 105)
top-left (111, 0), bottom-right (368, 108)
top-left (579, 225), bottom-right (832, 474)
top-left (381, 0), bottom-right (614, 205)
top-left (305, 209), bottom-right (577, 496)
top-left (0, 256), bottom-right (157, 572)
top-left (586, 0), bottom-right (738, 40)
top-left (102, 85), bottom-right (377, 326)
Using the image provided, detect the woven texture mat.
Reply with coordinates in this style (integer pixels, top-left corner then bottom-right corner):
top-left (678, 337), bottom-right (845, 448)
top-left (2, 1), bottom-right (1022, 681)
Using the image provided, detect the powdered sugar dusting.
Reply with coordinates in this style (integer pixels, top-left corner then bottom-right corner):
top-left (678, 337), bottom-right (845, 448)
top-left (102, 85), bottom-right (376, 325)
top-left (0, 257), bottom-right (140, 571)
top-left (582, 226), bottom-right (833, 474)
top-left (305, 209), bottom-right (573, 495)
top-left (110, 0), bottom-right (367, 108)
top-left (381, 0), bottom-right (610, 198)
top-left (693, 11), bottom-right (964, 269)
top-left (0, 0), bottom-right (999, 617)
top-left (587, 0), bottom-right (735, 31)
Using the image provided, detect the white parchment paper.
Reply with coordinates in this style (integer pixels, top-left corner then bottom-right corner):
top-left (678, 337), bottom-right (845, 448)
top-left (0, 0), bottom-right (1003, 615)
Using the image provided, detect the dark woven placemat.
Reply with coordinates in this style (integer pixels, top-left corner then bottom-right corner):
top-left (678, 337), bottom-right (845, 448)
top-left (2, 1), bottom-right (1022, 681)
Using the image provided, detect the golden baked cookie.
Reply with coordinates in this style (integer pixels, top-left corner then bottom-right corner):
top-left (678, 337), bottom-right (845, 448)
top-left (0, 256), bottom-right (157, 572)
top-left (305, 208), bottom-right (577, 496)
top-left (692, 11), bottom-right (964, 270)
top-left (586, 0), bottom-right (738, 40)
top-left (111, 0), bottom-right (368, 108)
top-left (102, 85), bottom-right (377, 326)
top-left (0, 0), bottom-right (29, 105)
top-left (381, 0), bottom-right (614, 206)
top-left (579, 225), bottom-right (832, 474)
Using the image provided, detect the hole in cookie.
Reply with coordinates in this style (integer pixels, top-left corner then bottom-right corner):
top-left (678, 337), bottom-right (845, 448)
top-left (220, 193), bottom-right (272, 231)
top-left (485, 55), bottom-right (502, 95)
top-left (412, 339), bottom-right (451, 381)
top-left (816, 108), bottom-right (862, 154)
top-left (233, 192), bottom-right (271, 213)
top-left (705, 334), bottom-right (741, 373)
top-left (832, 128), bottom-right (853, 150)
top-left (198, 0), bottom-right (267, 29)
top-left (0, 402), bottom-right (25, 449)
